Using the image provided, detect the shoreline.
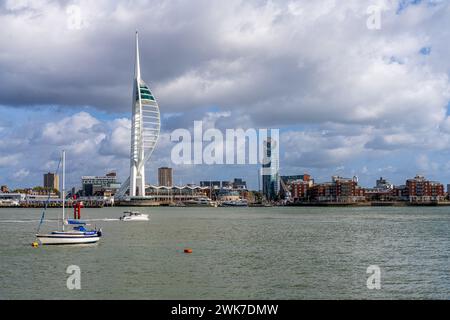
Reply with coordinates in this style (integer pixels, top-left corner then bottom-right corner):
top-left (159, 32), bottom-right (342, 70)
top-left (2, 201), bottom-right (450, 208)
top-left (285, 201), bottom-right (450, 207)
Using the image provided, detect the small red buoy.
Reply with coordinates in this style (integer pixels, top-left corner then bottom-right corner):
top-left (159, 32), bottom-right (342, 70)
top-left (184, 248), bottom-right (193, 254)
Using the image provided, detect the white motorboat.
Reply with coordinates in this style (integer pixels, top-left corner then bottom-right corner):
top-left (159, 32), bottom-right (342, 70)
top-left (220, 199), bottom-right (249, 207)
top-left (120, 211), bottom-right (149, 221)
top-left (35, 151), bottom-right (102, 245)
top-left (183, 197), bottom-right (216, 207)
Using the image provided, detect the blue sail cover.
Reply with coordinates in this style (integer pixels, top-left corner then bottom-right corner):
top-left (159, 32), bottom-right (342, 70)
top-left (74, 225), bottom-right (87, 232)
top-left (67, 219), bottom-right (87, 225)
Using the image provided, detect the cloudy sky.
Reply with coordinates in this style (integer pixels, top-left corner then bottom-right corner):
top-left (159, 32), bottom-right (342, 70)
top-left (1, 0), bottom-right (450, 190)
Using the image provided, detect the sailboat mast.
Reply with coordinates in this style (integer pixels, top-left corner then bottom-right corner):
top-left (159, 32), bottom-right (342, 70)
top-left (62, 150), bottom-right (65, 231)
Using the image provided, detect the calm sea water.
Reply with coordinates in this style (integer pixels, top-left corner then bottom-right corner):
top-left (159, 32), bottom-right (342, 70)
top-left (0, 206), bottom-right (448, 299)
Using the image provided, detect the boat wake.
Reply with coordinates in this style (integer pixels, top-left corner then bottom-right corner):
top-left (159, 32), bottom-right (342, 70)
top-left (0, 219), bottom-right (57, 223)
top-left (0, 218), bottom-right (120, 224)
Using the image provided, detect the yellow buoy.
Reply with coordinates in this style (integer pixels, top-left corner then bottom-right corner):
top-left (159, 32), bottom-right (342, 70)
top-left (31, 242), bottom-right (39, 248)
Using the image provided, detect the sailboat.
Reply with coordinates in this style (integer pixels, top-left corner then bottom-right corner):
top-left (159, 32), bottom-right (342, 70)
top-left (36, 150), bottom-right (102, 245)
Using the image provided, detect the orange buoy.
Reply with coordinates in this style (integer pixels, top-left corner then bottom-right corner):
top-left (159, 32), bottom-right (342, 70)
top-left (184, 248), bottom-right (193, 254)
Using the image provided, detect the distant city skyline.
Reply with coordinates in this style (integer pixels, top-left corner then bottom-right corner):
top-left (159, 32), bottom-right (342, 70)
top-left (1, 1), bottom-right (450, 191)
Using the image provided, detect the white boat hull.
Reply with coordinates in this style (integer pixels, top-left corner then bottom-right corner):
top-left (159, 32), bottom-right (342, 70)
top-left (220, 201), bottom-right (248, 207)
top-left (121, 214), bottom-right (149, 222)
top-left (36, 233), bottom-right (100, 245)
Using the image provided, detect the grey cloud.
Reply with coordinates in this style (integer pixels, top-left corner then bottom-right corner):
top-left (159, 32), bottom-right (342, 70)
top-left (364, 136), bottom-right (407, 150)
top-left (0, 0), bottom-right (448, 130)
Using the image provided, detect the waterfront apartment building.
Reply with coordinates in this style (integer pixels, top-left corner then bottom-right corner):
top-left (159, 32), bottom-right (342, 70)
top-left (81, 172), bottom-right (121, 196)
top-left (308, 176), bottom-right (365, 203)
top-left (366, 176), bottom-right (444, 202)
top-left (406, 175), bottom-right (444, 202)
top-left (158, 167), bottom-right (173, 187)
top-left (290, 180), bottom-right (312, 201)
top-left (43, 173), bottom-right (59, 191)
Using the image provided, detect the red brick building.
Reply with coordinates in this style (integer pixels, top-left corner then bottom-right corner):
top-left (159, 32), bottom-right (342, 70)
top-left (406, 175), bottom-right (444, 202)
top-left (290, 180), bottom-right (312, 200)
top-left (308, 176), bottom-right (365, 202)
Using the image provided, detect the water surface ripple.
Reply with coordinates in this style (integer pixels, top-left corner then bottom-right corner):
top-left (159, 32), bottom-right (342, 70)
top-left (0, 206), bottom-right (448, 299)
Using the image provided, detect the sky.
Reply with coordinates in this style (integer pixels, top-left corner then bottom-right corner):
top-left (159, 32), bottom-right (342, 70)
top-left (0, 0), bottom-right (450, 190)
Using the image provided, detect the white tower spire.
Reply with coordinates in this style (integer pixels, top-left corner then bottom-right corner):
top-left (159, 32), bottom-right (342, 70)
top-left (135, 31), bottom-right (141, 81)
top-left (117, 31), bottom-right (161, 198)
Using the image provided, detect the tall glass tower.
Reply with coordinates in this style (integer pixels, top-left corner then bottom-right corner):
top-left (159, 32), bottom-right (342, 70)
top-left (262, 137), bottom-right (280, 201)
top-left (117, 32), bottom-right (161, 198)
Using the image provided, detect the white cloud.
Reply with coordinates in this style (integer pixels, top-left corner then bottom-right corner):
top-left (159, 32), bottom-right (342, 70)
top-left (41, 112), bottom-right (101, 145)
top-left (13, 168), bottom-right (29, 180)
top-left (0, 154), bottom-right (20, 167)
top-left (1, 0), bottom-right (448, 127)
top-left (99, 118), bottom-right (131, 158)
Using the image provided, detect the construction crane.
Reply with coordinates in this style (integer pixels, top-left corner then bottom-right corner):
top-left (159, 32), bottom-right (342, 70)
top-left (279, 177), bottom-right (292, 201)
